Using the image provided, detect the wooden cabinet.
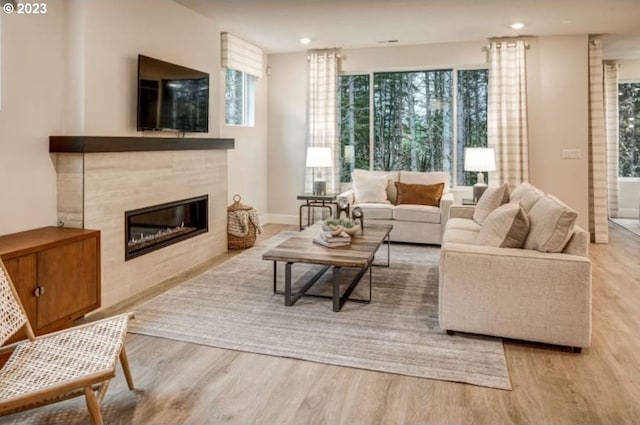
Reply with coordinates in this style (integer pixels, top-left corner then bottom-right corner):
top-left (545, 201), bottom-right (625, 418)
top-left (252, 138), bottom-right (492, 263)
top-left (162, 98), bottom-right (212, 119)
top-left (0, 227), bottom-right (100, 342)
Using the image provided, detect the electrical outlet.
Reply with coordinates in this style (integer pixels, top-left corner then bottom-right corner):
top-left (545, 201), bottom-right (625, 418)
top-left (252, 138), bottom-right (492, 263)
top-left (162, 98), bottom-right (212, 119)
top-left (562, 149), bottom-right (581, 159)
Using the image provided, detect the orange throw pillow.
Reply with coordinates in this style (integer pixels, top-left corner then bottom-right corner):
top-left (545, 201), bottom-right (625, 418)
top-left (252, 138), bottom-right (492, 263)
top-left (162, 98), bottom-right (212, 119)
top-left (394, 181), bottom-right (445, 206)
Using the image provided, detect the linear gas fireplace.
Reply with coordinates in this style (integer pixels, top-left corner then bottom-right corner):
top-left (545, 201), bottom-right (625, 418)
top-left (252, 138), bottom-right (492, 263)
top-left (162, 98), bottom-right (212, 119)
top-left (125, 195), bottom-right (208, 260)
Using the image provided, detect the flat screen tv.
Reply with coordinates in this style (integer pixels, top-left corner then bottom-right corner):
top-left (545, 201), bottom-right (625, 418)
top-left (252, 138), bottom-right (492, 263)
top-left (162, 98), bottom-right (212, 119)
top-left (137, 55), bottom-right (209, 133)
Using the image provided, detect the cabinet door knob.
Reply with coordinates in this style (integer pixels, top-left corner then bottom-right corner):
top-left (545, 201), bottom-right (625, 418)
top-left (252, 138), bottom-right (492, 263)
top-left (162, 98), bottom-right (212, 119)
top-left (33, 286), bottom-right (45, 297)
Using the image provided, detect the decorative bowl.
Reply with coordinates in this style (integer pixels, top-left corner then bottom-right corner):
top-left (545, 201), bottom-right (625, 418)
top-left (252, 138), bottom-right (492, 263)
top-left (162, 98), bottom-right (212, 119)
top-left (322, 219), bottom-right (345, 236)
top-left (341, 221), bottom-right (360, 235)
top-left (324, 218), bottom-right (359, 235)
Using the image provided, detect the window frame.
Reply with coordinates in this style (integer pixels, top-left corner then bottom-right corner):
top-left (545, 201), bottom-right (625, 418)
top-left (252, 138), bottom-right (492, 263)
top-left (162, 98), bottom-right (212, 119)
top-left (338, 64), bottom-right (488, 187)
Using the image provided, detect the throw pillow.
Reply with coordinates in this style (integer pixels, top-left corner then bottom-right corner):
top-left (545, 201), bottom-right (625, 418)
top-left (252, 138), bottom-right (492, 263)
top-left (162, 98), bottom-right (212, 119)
top-left (510, 182), bottom-right (537, 202)
top-left (473, 183), bottom-right (509, 225)
top-left (477, 202), bottom-right (530, 248)
top-left (524, 195), bottom-right (578, 253)
top-left (394, 181), bottom-right (445, 207)
top-left (352, 172), bottom-right (389, 204)
top-left (352, 169), bottom-right (399, 203)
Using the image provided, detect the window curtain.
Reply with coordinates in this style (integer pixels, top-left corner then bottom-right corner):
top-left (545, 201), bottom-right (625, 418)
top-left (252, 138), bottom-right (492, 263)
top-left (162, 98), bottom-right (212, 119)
top-left (306, 51), bottom-right (339, 193)
top-left (588, 39), bottom-right (609, 243)
top-left (487, 40), bottom-right (529, 188)
top-left (604, 62), bottom-right (619, 218)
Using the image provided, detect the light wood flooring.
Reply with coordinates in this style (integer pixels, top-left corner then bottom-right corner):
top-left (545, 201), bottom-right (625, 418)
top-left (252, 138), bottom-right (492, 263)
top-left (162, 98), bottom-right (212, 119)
top-left (2, 223), bottom-right (640, 424)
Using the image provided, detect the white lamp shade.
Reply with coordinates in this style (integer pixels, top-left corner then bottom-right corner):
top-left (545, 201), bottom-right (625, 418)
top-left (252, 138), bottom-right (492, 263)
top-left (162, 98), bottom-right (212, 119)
top-left (306, 147), bottom-right (332, 167)
top-left (464, 147), bottom-right (496, 172)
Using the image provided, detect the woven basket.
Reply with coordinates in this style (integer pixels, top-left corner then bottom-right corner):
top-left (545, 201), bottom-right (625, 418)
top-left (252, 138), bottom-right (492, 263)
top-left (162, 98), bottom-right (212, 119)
top-left (227, 195), bottom-right (258, 250)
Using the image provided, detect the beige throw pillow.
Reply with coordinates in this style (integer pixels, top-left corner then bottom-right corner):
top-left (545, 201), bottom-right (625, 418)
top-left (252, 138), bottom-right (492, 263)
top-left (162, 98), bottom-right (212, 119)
top-left (477, 203), bottom-right (530, 248)
top-left (524, 195), bottom-right (578, 252)
top-left (352, 172), bottom-right (389, 204)
top-left (473, 183), bottom-right (509, 225)
top-left (352, 170), bottom-right (399, 203)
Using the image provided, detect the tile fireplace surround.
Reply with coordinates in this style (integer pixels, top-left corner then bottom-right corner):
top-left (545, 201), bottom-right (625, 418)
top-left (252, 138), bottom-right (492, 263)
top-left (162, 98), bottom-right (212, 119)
top-left (51, 136), bottom-right (233, 309)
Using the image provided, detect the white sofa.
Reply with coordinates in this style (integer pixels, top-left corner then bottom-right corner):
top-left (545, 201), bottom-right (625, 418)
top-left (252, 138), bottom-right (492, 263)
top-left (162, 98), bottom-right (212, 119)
top-left (337, 170), bottom-right (453, 244)
top-left (439, 183), bottom-right (592, 351)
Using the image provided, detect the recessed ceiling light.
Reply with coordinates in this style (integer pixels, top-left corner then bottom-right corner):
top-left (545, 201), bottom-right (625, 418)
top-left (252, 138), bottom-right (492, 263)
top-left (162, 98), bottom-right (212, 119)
top-left (510, 22), bottom-right (525, 30)
top-left (300, 37), bottom-right (311, 45)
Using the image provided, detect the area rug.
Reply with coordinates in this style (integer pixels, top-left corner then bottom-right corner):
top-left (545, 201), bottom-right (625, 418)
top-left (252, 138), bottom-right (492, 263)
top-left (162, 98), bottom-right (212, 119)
top-left (129, 232), bottom-right (512, 390)
top-left (611, 218), bottom-right (640, 237)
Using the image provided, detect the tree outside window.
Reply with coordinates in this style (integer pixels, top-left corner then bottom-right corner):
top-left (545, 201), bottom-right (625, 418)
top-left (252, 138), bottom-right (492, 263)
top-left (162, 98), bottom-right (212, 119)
top-left (619, 82), bottom-right (640, 177)
top-left (337, 68), bottom-right (488, 185)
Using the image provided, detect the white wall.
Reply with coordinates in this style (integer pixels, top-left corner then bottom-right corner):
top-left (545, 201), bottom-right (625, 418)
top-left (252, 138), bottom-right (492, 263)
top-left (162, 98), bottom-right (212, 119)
top-left (0, 4), bottom-right (66, 235)
top-left (74, 0), bottom-right (220, 137)
top-left (220, 59), bottom-right (269, 215)
top-left (267, 37), bottom-right (592, 227)
top-left (527, 35), bottom-right (590, 230)
top-left (0, 0), bottom-right (270, 235)
top-left (266, 52), bottom-right (308, 222)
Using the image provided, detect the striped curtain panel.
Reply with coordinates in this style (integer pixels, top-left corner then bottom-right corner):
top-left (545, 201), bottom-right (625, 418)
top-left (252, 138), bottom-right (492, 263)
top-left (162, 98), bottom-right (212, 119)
top-left (306, 51), bottom-right (339, 193)
top-left (604, 63), bottom-right (620, 218)
top-left (588, 40), bottom-right (609, 243)
top-left (487, 40), bottom-right (529, 188)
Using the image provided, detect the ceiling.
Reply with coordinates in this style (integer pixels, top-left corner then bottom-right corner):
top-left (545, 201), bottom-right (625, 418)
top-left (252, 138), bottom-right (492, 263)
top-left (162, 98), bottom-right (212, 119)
top-left (176, 0), bottom-right (640, 58)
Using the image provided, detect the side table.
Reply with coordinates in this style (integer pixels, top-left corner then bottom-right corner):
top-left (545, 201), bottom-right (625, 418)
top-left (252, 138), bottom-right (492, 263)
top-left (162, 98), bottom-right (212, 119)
top-left (461, 198), bottom-right (478, 206)
top-left (297, 193), bottom-right (338, 231)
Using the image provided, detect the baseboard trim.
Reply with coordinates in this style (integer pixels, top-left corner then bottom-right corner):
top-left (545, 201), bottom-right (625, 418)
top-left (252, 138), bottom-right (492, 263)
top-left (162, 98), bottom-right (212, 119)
top-left (261, 214), bottom-right (298, 225)
top-left (617, 208), bottom-right (640, 219)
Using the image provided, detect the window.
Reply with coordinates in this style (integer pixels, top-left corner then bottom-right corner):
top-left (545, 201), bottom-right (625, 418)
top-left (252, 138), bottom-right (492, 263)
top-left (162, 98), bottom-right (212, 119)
top-left (225, 68), bottom-right (255, 126)
top-left (338, 75), bottom-right (370, 182)
top-left (618, 82), bottom-right (640, 177)
top-left (457, 69), bottom-right (488, 185)
top-left (337, 68), bottom-right (488, 186)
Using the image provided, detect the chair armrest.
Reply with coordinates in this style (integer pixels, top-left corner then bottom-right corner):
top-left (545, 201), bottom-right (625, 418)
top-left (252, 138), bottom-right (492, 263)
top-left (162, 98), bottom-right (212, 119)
top-left (439, 192), bottom-right (454, 230)
top-left (449, 205), bottom-right (475, 220)
top-left (337, 189), bottom-right (355, 205)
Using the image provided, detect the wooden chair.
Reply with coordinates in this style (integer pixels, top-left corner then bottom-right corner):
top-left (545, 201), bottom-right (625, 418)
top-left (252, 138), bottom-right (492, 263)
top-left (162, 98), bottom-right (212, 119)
top-left (0, 259), bottom-right (136, 425)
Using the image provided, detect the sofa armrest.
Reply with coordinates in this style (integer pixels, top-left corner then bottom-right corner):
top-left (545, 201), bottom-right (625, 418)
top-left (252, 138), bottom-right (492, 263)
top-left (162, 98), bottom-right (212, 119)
top-left (439, 192), bottom-right (454, 230)
top-left (337, 189), bottom-right (355, 205)
top-left (439, 243), bottom-right (592, 348)
top-left (449, 205), bottom-right (475, 220)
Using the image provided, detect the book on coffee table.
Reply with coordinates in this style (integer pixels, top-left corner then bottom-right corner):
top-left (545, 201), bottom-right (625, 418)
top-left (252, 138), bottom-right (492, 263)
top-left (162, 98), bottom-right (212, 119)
top-left (313, 231), bottom-right (351, 248)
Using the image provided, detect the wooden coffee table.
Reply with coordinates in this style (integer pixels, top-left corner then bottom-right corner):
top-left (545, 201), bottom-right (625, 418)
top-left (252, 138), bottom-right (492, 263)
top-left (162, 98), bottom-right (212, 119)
top-left (262, 224), bottom-right (392, 312)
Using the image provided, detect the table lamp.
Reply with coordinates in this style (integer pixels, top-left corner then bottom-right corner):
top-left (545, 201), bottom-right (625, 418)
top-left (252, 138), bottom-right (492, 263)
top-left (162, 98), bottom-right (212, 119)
top-left (306, 147), bottom-right (332, 195)
top-left (464, 147), bottom-right (496, 202)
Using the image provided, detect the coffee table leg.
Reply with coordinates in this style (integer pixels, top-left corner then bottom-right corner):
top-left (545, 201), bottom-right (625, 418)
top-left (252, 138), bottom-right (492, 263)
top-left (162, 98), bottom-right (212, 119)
top-left (285, 262), bottom-right (293, 306)
top-left (333, 267), bottom-right (341, 312)
top-left (273, 261), bottom-right (277, 293)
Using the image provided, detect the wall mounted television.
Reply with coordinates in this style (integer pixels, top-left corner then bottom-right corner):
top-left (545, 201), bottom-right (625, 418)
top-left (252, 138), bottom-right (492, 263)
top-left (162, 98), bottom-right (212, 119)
top-left (137, 54), bottom-right (209, 133)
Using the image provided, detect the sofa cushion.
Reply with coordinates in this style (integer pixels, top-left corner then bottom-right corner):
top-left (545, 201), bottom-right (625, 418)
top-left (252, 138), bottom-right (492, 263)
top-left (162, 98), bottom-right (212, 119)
top-left (394, 181), bottom-right (444, 207)
top-left (446, 218), bottom-right (482, 232)
top-left (477, 203), bottom-right (530, 248)
top-left (510, 182), bottom-right (544, 212)
top-left (352, 169), bottom-right (399, 203)
top-left (392, 204), bottom-right (441, 224)
top-left (399, 171), bottom-right (450, 193)
top-left (473, 183), bottom-right (509, 225)
top-left (510, 182), bottom-right (537, 202)
top-left (353, 203), bottom-right (394, 220)
top-left (442, 228), bottom-right (479, 245)
top-left (352, 172), bottom-right (389, 204)
top-left (524, 195), bottom-right (578, 253)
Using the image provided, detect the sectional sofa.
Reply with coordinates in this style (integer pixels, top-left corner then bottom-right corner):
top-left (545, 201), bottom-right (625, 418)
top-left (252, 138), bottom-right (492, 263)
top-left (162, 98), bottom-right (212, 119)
top-left (439, 182), bottom-right (592, 351)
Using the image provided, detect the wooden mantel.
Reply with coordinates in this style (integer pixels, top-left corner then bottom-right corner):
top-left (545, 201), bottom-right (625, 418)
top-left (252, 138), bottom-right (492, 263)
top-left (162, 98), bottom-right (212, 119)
top-left (49, 136), bottom-right (234, 153)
